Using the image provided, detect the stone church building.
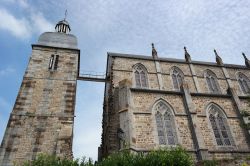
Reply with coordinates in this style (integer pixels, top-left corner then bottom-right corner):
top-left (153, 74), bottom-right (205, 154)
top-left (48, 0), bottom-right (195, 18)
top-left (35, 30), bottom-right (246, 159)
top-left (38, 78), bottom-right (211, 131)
top-left (1, 18), bottom-right (250, 165)
top-left (99, 46), bottom-right (250, 160)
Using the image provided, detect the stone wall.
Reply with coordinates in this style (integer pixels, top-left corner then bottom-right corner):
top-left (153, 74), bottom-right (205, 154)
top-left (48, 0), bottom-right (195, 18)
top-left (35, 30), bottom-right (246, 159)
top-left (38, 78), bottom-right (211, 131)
top-left (100, 53), bottom-right (250, 161)
top-left (0, 46), bottom-right (79, 166)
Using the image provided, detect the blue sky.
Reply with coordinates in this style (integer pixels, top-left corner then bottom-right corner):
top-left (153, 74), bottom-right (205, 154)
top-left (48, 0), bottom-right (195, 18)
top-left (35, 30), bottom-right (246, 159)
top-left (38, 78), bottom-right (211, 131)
top-left (1, 0), bottom-right (250, 161)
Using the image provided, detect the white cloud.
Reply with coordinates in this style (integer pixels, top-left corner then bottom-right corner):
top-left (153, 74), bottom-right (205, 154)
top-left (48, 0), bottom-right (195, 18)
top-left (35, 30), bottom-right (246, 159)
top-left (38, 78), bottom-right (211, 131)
top-left (73, 128), bottom-right (101, 160)
top-left (0, 8), bottom-right (31, 38)
top-left (0, 8), bottom-right (53, 39)
top-left (0, 67), bottom-right (15, 76)
top-left (73, 82), bottom-right (104, 161)
top-left (30, 12), bottom-right (54, 34)
top-left (2, 0), bottom-right (29, 8)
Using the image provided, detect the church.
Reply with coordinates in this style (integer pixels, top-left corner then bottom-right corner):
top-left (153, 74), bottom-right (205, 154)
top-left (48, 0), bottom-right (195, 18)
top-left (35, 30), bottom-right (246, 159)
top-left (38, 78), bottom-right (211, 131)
top-left (0, 17), bottom-right (250, 165)
top-left (99, 46), bottom-right (250, 160)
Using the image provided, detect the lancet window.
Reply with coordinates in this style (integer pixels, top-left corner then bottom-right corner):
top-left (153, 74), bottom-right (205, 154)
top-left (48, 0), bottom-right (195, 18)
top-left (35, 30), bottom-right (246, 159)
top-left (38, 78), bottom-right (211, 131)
top-left (205, 70), bottom-right (220, 94)
top-left (237, 72), bottom-right (250, 94)
top-left (133, 64), bottom-right (148, 88)
top-left (171, 67), bottom-right (184, 90)
top-left (208, 104), bottom-right (233, 146)
top-left (154, 101), bottom-right (177, 145)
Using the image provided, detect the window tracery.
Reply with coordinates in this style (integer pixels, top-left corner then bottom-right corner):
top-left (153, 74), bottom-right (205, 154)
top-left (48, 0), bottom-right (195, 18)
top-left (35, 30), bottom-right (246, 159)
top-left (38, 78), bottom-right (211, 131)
top-left (237, 73), bottom-right (250, 94)
top-left (208, 104), bottom-right (233, 146)
top-left (205, 70), bottom-right (220, 94)
top-left (171, 67), bottom-right (184, 90)
top-left (133, 64), bottom-right (148, 88)
top-left (154, 101), bottom-right (177, 145)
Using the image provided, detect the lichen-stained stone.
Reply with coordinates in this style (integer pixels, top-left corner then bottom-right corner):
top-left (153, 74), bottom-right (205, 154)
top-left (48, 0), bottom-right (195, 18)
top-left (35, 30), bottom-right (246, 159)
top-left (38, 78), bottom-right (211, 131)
top-left (100, 53), bottom-right (250, 161)
top-left (0, 44), bottom-right (79, 165)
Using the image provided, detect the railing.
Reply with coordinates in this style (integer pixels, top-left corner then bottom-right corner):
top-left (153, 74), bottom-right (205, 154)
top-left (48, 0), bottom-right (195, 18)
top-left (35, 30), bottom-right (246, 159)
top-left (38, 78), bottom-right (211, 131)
top-left (78, 71), bottom-right (107, 82)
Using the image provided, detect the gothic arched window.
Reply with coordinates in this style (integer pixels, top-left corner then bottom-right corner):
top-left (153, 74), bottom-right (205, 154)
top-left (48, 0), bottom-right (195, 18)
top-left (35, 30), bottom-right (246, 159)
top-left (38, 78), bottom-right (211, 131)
top-left (154, 100), bottom-right (177, 145)
top-left (237, 73), bottom-right (250, 94)
top-left (171, 67), bottom-right (184, 90)
top-left (205, 70), bottom-right (220, 94)
top-left (208, 104), bottom-right (233, 146)
top-left (133, 64), bottom-right (148, 88)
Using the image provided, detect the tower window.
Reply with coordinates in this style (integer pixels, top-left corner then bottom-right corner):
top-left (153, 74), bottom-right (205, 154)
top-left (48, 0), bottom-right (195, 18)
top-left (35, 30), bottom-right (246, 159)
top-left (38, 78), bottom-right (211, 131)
top-left (48, 55), bottom-right (59, 70)
top-left (237, 73), bottom-right (250, 94)
top-left (171, 66), bottom-right (184, 91)
top-left (133, 63), bottom-right (148, 88)
top-left (205, 70), bottom-right (220, 94)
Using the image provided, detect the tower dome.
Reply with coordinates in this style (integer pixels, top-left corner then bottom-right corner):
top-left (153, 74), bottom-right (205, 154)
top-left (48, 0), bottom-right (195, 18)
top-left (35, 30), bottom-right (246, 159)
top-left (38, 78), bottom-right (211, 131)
top-left (37, 12), bottom-right (77, 49)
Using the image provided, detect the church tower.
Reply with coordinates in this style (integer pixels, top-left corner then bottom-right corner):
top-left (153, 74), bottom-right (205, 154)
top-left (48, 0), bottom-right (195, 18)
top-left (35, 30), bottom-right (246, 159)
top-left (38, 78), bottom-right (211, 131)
top-left (0, 17), bottom-right (80, 165)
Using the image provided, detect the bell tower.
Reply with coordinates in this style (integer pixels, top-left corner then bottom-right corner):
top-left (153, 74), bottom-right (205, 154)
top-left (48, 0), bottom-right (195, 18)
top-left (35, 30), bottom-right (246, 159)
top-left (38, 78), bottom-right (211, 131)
top-left (0, 17), bottom-right (80, 165)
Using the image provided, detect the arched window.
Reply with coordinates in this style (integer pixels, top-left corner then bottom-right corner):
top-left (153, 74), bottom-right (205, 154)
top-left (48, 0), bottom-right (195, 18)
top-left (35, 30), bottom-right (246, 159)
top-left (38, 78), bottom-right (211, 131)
top-left (133, 64), bottom-right (148, 88)
top-left (205, 70), bottom-right (220, 94)
top-left (171, 67), bottom-right (184, 90)
top-left (154, 100), bottom-right (177, 145)
top-left (237, 72), bottom-right (250, 94)
top-left (208, 104), bottom-right (233, 146)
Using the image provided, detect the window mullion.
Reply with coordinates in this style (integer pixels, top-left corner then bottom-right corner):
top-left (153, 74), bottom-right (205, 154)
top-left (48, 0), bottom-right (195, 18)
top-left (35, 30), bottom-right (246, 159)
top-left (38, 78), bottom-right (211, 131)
top-left (139, 71), bottom-right (142, 87)
top-left (162, 115), bottom-right (167, 145)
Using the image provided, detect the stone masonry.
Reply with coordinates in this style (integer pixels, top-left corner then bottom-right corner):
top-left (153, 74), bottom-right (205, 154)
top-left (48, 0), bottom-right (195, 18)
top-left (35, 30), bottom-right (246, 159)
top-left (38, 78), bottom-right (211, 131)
top-left (0, 19), bottom-right (80, 166)
top-left (1, 17), bottom-right (250, 164)
top-left (99, 49), bottom-right (250, 161)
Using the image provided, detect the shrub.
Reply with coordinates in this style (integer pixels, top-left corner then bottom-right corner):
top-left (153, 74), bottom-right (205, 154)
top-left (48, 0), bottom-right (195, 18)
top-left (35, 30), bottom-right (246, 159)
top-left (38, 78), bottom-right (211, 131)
top-left (97, 146), bottom-right (194, 166)
top-left (16, 154), bottom-right (94, 166)
top-left (17, 146), bottom-right (194, 166)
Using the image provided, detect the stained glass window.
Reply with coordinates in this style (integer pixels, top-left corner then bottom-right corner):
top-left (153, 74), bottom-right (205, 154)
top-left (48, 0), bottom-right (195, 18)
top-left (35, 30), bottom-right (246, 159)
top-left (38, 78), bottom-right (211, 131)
top-left (133, 64), bottom-right (148, 88)
top-left (156, 112), bottom-right (166, 145)
top-left (155, 101), bottom-right (177, 145)
top-left (238, 73), bottom-right (250, 94)
top-left (205, 70), bottom-right (220, 94)
top-left (208, 105), bottom-right (232, 146)
top-left (171, 67), bottom-right (184, 90)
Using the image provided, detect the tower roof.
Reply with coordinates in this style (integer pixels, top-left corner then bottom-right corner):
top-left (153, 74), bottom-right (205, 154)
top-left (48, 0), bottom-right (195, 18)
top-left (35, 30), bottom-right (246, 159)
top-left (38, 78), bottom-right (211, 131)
top-left (36, 11), bottom-right (77, 49)
top-left (55, 10), bottom-right (71, 33)
top-left (55, 19), bottom-right (71, 33)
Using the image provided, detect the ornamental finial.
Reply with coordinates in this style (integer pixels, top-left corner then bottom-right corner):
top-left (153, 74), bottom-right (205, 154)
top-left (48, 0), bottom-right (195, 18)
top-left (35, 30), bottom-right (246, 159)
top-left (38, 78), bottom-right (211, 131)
top-left (184, 46), bottom-right (191, 62)
top-left (152, 43), bottom-right (158, 59)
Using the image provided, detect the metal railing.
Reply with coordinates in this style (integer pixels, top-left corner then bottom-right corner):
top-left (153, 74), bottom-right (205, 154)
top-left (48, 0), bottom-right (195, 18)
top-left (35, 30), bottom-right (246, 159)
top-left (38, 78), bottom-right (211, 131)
top-left (78, 71), bottom-right (106, 82)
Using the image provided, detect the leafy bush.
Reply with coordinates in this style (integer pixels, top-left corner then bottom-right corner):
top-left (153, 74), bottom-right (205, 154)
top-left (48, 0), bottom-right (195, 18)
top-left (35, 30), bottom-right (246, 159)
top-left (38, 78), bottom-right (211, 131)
top-left (16, 154), bottom-right (94, 166)
top-left (17, 146), bottom-right (194, 166)
top-left (99, 147), bottom-right (194, 166)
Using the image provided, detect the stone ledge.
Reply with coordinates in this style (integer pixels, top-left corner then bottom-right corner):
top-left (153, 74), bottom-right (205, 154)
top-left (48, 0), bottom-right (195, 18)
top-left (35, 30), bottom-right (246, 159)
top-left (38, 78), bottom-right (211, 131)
top-left (130, 88), bottom-right (183, 95)
top-left (32, 44), bottom-right (80, 52)
top-left (133, 112), bottom-right (151, 115)
top-left (190, 92), bottom-right (231, 98)
top-left (10, 113), bottom-right (75, 118)
top-left (208, 150), bottom-right (250, 153)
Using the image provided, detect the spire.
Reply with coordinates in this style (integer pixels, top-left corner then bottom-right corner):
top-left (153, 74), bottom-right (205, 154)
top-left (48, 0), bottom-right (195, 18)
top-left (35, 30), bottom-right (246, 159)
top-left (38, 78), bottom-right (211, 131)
top-left (214, 49), bottom-right (223, 66)
top-left (184, 46), bottom-right (191, 62)
top-left (55, 10), bottom-right (71, 34)
top-left (152, 43), bottom-right (158, 59)
top-left (64, 9), bottom-right (68, 21)
top-left (242, 52), bottom-right (250, 68)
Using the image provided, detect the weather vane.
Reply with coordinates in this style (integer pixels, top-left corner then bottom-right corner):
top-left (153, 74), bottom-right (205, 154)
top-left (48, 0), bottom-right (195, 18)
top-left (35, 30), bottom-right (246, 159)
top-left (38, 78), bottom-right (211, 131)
top-left (64, 10), bottom-right (68, 20)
